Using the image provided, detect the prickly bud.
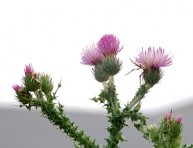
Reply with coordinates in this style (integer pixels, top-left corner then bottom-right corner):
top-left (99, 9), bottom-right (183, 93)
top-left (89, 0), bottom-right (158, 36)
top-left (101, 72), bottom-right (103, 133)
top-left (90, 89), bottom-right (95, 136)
top-left (41, 74), bottom-right (53, 94)
top-left (24, 73), bottom-right (41, 92)
top-left (143, 68), bottom-right (162, 85)
top-left (16, 87), bottom-right (32, 104)
top-left (100, 56), bottom-right (122, 76)
top-left (92, 64), bottom-right (109, 82)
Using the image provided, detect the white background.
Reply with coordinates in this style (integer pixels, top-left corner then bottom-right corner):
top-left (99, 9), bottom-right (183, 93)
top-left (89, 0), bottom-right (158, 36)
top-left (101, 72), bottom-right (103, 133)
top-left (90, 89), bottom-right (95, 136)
top-left (0, 0), bottom-right (193, 113)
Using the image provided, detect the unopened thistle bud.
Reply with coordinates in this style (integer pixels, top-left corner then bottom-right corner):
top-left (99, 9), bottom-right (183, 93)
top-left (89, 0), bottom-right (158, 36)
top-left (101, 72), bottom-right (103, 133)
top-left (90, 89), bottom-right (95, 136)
top-left (12, 84), bottom-right (20, 92)
top-left (15, 87), bottom-right (32, 104)
top-left (24, 73), bottom-right (41, 92)
top-left (24, 64), bottom-right (34, 76)
top-left (41, 74), bottom-right (53, 94)
top-left (23, 64), bottom-right (41, 91)
top-left (162, 111), bottom-right (183, 144)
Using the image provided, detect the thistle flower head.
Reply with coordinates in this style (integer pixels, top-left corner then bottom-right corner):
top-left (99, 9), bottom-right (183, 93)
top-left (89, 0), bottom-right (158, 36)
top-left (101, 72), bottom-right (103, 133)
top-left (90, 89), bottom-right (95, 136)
top-left (81, 44), bottom-right (104, 66)
top-left (12, 84), bottom-right (20, 92)
top-left (135, 47), bottom-right (172, 70)
top-left (24, 64), bottom-right (34, 76)
top-left (165, 111), bottom-right (182, 124)
top-left (175, 115), bottom-right (182, 123)
top-left (23, 64), bottom-right (41, 91)
top-left (165, 111), bottom-right (172, 121)
top-left (97, 34), bottom-right (122, 56)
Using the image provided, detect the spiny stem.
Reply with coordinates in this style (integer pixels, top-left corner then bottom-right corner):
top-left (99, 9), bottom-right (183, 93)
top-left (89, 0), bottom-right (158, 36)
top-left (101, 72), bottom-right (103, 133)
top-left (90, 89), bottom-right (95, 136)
top-left (109, 75), bottom-right (114, 84)
top-left (103, 82), bottom-right (124, 148)
top-left (101, 81), bottom-right (107, 88)
top-left (53, 80), bottom-right (62, 98)
top-left (32, 99), bottom-right (99, 148)
top-left (127, 83), bottom-right (152, 110)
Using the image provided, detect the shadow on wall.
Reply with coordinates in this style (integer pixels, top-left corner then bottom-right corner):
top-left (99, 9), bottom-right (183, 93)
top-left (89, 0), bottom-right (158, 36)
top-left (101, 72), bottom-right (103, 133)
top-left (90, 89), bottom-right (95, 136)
top-left (0, 101), bottom-right (193, 148)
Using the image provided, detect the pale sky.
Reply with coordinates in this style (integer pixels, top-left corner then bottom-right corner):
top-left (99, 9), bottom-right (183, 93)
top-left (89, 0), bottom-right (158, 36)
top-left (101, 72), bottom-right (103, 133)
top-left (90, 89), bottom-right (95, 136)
top-left (0, 0), bottom-right (193, 113)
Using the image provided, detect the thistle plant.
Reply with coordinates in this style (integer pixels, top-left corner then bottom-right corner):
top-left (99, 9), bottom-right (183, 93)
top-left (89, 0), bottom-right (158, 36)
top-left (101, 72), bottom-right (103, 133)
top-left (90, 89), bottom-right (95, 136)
top-left (13, 34), bottom-right (193, 148)
top-left (147, 111), bottom-right (183, 148)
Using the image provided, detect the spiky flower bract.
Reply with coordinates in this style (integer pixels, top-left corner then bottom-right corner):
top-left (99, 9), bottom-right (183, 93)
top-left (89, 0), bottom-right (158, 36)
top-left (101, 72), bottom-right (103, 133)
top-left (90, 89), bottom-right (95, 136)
top-left (41, 74), bottom-right (54, 94)
top-left (100, 56), bottom-right (122, 76)
top-left (92, 64), bottom-right (109, 82)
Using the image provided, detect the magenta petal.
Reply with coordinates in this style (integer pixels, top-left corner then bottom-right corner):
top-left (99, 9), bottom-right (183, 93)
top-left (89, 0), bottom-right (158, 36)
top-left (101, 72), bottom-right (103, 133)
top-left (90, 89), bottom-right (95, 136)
top-left (12, 84), bottom-right (20, 92)
top-left (165, 111), bottom-right (172, 120)
top-left (24, 64), bottom-right (34, 76)
top-left (97, 34), bottom-right (122, 56)
top-left (81, 44), bottom-right (104, 66)
top-left (135, 47), bottom-right (172, 69)
top-left (175, 115), bottom-right (182, 123)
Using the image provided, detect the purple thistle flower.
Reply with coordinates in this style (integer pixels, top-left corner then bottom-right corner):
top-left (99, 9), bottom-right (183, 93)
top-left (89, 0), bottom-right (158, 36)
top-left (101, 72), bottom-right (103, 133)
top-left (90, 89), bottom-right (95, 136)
top-left (97, 34), bottom-right (122, 56)
top-left (175, 115), bottom-right (182, 123)
top-left (24, 64), bottom-right (34, 76)
top-left (81, 44), bottom-right (104, 66)
top-left (165, 111), bottom-right (172, 121)
top-left (135, 47), bottom-right (172, 69)
top-left (12, 84), bottom-right (20, 92)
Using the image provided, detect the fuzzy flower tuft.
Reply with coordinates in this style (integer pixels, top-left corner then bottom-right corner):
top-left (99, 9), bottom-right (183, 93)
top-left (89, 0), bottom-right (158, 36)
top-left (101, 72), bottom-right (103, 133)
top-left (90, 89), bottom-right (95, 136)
top-left (81, 44), bottom-right (104, 66)
top-left (175, 115), bottom-right (182, 123)
top-left (165, 111), bottom-right (172, 121)
top-left (24, 64), bottom-right (34, 76)
top-left (97, 34), bottom-right (122, 56)
top-left (135, 47), bottom-right (172, 69)
top-left (12, 84), bottom-right (20, 92)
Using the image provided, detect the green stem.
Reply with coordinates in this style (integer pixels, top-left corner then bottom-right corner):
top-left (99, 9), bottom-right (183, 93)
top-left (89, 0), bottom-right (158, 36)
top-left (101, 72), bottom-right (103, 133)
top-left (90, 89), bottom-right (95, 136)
top-left (127, 83), bottom-right (152, 110)
top-left (101, 81), bottom-right (107, 88)
top-left (109, 76), bottom-right (114, 84)
top-left (166, 137), bottom-right (171, 148)
top-left (165, 124), bottom-right (171, 148)
top-left (110, 97), bottom-right (116, 115)
top-left (103, 82), bottom-right (125, 148)
top-left (120, 83), bottom-right (153, 145)
top-left (34, 99), bottom-right (99, 148)
top-left (53, 80), bottom-right (62, 99)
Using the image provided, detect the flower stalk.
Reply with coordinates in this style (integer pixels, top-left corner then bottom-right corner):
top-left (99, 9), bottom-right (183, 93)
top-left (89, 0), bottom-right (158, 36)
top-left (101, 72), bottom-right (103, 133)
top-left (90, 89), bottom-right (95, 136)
top-left (108, 76), bottom-right (114, 84)
top-left (127, 83), bottom-right (152, 110)
top-left (37, 99), bottom-right (99, 148)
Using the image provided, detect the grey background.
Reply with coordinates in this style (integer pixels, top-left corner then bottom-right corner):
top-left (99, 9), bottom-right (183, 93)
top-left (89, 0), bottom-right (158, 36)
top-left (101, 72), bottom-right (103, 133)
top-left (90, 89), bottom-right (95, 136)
top-left (0, 100), bottom-right (193, 148)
